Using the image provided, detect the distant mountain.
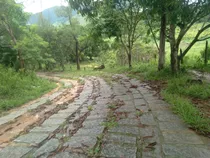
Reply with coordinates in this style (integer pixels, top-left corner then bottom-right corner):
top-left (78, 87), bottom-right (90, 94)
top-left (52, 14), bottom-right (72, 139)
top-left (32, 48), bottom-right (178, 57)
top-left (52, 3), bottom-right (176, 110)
top-left (28, 6), bottom-right (79, 25)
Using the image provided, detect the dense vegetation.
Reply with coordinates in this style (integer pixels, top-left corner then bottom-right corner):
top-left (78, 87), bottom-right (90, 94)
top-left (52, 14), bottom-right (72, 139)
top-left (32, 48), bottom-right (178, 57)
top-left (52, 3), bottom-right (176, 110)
top-left (0, 65), bottom-right (56, 113)
top-left (1, 0), bottom-right (210, 134)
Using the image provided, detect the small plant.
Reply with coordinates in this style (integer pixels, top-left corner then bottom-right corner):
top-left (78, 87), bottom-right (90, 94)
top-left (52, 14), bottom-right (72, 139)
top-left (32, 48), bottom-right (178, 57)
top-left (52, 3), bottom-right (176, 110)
top-left (108, 104), bottom-right (117, 109)
top-left (88, 105), bottom-right (93, 111)
top-left (45, 99), bottom-right (52, 105)
top-left (88, 134), bottom-right (104, 156)
top-left (101, 117), bottom-right (118, 129)
top-left (136, 110), bottom-right (144, 117)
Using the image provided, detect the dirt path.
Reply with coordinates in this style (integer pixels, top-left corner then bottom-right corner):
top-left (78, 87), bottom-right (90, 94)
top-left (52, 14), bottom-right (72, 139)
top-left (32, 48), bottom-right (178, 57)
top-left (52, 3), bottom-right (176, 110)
top-left (0, 74), bottom-right (83, 148)
top-left (0, 74), bottom-right (210, 158)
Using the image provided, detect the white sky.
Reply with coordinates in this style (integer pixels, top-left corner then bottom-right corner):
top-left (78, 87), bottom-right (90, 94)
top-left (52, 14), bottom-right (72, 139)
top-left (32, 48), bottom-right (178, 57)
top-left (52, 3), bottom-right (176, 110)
top-left (16, 0), bottom-right (67, 13)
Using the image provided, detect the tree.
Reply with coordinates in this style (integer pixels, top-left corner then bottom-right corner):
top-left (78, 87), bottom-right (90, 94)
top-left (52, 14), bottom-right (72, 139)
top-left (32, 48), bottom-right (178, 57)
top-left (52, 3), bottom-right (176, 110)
top-left (0, 0), bottom-right (28, 69)
top-left (69, 0), bottom-right (143, 68)
top-left (166, 0), bottom-right (210, 74)
top-left (141, 0), bottom-right (167, 71)
top-left (56, 5), bottom-right (82, 70)
top-left (14, 26), bottom-right (54, 70)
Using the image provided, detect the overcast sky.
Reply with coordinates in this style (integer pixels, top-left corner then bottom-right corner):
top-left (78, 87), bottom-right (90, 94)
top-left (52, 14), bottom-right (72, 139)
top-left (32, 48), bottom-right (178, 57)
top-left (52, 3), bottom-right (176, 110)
top-left (17, 0), bottom-right (67, 13)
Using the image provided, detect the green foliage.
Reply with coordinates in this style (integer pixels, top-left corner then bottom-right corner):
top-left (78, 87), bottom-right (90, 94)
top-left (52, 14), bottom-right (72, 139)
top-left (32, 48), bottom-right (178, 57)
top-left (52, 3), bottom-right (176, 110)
top-left (15, 26), bottom-right (55, 70)
top-left (0, 65), bottom-right (56, 112)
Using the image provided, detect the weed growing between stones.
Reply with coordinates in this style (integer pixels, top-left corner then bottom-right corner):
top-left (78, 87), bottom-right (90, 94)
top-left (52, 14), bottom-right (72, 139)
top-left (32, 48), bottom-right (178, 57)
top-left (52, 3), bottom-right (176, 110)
top-left (88, 134), bottom-right (104, 157)
top-left (88, 105), bottom-right (93, 111)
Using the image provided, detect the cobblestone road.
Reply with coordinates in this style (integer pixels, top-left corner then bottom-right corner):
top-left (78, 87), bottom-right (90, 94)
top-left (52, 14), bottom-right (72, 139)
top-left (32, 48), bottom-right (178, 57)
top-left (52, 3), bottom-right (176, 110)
top-left (0, 74), bottom-right (210, 158)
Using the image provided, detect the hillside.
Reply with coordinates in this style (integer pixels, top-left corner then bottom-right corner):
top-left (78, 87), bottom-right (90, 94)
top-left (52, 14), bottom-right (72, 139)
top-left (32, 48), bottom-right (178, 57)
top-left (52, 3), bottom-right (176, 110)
top-left (28, 6), bottom-right (85, 25)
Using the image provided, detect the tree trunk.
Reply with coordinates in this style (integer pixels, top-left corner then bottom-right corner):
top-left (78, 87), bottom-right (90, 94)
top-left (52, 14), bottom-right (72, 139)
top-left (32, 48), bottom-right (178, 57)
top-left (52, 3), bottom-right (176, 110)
top-left (170, 24), bottom-right (178, 74)
top-left (158, 11), bottom-right (166, 71)
top-left (205, 40), bottom-right (208, 66)
top-left (178, 49), bottom-right (183, 70)
top-left (2, 20), bottom-right (24, 69)
top-left (75, 39), bottom-right (80, 70)
top-left (128, 49), bottom-right (132, 68)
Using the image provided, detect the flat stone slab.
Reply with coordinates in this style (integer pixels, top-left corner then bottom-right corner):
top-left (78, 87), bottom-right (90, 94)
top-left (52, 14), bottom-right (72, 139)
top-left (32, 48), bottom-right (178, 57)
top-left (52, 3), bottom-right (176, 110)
top-left (162, 132), bottom-right (204, 145)
top-left (148, 103), bottom-right (169, 111)
top-left (153, 111), bottom-right (180, 122)
top-left (30, 125), bottom-right (59, 133)
top-left (33, 139), bottom-right (60, 157)
top-left (74, 126), bottom-right (104, 136)
top-left (142, 145), bottom-right (163, 158)
top-left (163, 144), bottom-right (210, 158)
top-left (49, 113), bottom-right (71, 119)
top-left (134, 99), bottom-right (146, 106)
top-left (86, 114), bottom-right (106, 120)
top-left (131, 88), bottom-right (140, 93)
top-left (104, 133), bottom-right (136, 144)
top-left (0, 146), bottom-right (32, 158)
top-left (82, 119), bottom-right (105, 128)
top-left (133, 94), bottom-right (143, 99)
top-left (109, 126), bottom-right (139, 136)
top-left (58, 108), bottom-right (78, 114)
top-left (65, 136), bottom-right (97, 149)
top-left (118, 118), bottom-right (139, 126)
top-left (140, 126), bottom-right (158, 138)
top-left (136, 105), bottom-right (150, 113)
top-left (101, 143), bottom-right (137, 158)
top-left (159, 121), bottom-right (188, 131)
top-left (116, 106), bottom-right (136, 113)
top-left (115, 95), bottom-right (133, 101)
top-left (140, 113), bottom-right (156, 125)
top-left (14, 133), bottom-right (49, 145)
top-left (54, 152), bottom-right (87, 158)
top-left (42, 118), bottom-right (66, 126)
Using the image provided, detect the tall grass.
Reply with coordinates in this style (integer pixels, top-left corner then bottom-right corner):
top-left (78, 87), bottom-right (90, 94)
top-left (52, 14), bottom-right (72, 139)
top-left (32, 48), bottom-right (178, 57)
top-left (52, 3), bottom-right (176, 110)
top-left (0, 65), bottom-right (56, 112)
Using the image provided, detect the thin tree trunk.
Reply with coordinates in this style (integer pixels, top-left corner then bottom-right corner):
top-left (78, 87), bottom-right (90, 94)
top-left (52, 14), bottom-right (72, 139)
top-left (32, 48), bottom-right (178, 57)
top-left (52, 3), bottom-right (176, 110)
top-left (75, 39), bottom-right (80, 70)
top-left (2, 20), bottom-right (24, 69)
top-left (170, 24), bottom-right (178, 74)
top-left (158, 11), bottom-right (166, 71)
top-left (205, 40), bottom-right (208, 66)
top-left (178, 49), bottom-right (184, 70)
top-left (128, 50), bottom-right (132, 68)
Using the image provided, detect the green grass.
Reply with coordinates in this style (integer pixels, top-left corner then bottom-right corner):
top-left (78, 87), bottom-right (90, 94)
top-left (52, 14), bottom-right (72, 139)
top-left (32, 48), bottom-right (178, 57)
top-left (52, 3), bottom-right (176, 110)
top-left (163, 92), bottom-right (210, 134)
top-left (0, 65), bottom-right (56, 112)
top-left (165, 75), bottom-right (210, 100)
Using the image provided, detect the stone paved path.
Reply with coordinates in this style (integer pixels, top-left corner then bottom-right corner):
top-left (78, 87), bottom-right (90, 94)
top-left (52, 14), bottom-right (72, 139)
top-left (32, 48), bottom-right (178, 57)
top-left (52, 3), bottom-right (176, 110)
top-left (0, 74), bottom-right (210, 158)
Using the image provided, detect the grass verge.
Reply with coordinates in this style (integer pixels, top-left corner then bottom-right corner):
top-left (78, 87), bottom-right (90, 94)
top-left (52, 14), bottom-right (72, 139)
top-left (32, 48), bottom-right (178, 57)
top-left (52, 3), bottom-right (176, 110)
top-left (0, 66), bottom-right (56, 113)
top-left (163, 92), bottom-right (210, 134)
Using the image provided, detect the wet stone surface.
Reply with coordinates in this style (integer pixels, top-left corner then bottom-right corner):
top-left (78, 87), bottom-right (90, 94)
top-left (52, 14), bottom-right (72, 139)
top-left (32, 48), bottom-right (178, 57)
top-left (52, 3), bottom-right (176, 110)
top-left (33, 139), bottom-right (60, 157)
top-left (0, 146), bottom-right (32, 158)
top-left (101, 143), bottom-right (137, 158)
top-left (109, 126), bottom-right (140, 136)
top-left (103, 133), bottom-right (136, 145)
top-left (14, 133), bottom-right (49, 145)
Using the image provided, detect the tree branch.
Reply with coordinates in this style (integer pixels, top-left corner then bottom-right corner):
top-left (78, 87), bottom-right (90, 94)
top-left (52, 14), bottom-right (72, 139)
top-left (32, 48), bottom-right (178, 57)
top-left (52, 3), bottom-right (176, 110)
top-left (144, 10), bottom-right (160, 51)
top-left (181, 23), bottom-right (210, 58)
